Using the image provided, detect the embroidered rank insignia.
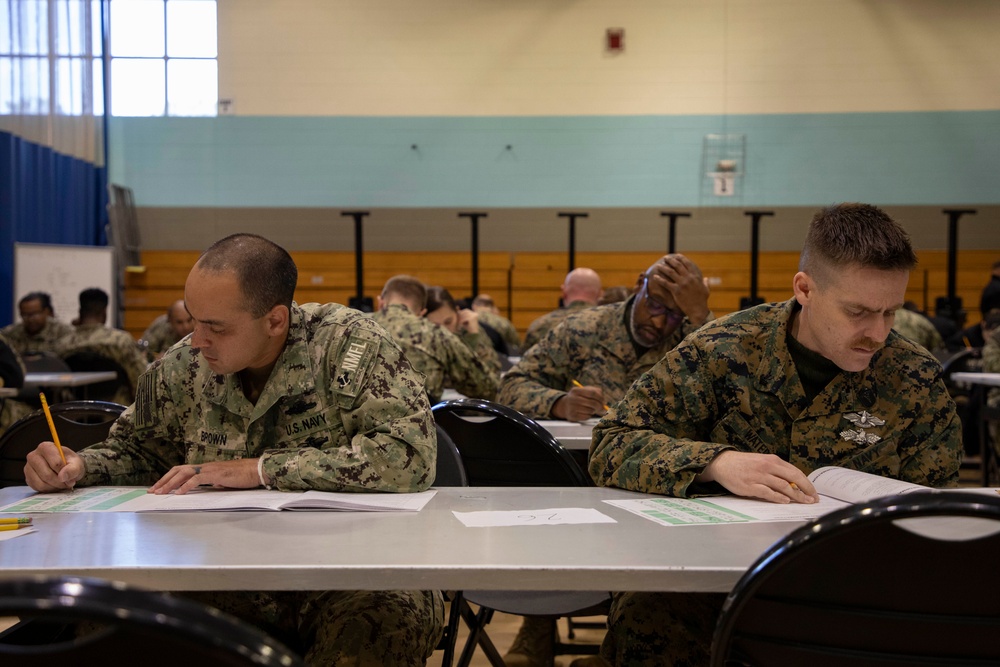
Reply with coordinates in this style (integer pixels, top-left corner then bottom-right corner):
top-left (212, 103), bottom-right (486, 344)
top-left (840, 411), bottom-right (885, 445)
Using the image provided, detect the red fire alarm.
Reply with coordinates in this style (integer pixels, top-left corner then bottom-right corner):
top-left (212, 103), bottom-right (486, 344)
top-left (606, 28), bottom-right (624, 53)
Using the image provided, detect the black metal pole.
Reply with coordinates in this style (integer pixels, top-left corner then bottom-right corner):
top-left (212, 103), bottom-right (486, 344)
top-left (660, 212), bottom-right (692, 254)
top-left (742, 210), bottom-right (774, 309)
top-left (341, 211), bottom-right (370, 309)
top-left (941, 209), bottom-right (976, 316)
top-left (458, 212), bottom-right (488, 299)
top-left (558, 212), bottom-right (589, 272)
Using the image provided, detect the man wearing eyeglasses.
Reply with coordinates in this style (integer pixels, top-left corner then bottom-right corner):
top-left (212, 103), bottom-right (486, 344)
top-left (498, 254), bottom-right (712, 423)
top-left (494, 254), bottom-right (711, 667)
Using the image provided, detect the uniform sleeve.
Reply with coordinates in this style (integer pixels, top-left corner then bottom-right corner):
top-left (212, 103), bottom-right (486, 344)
top-left (261, 324), bottom-right (437, 493)
top-left (77, 362), bottom-right (187, 486)
top-left (589, 340), bottom-right (735, 496)
top-left (496, 321), bottom-right (580, 419)
top-left (440, 329), bottom-right (499, 401)
top-left (460, 329), bottom-right (502, 377)
top-left (122, 340), bottom-right (152, 396)
top-left (893, 363), bottom-right (962, 488)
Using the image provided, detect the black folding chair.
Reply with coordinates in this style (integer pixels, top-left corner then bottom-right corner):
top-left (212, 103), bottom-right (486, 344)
top-left (62, 351), bottom-right (133, 403)
top-left (0, 400), bottom-right (125, 487)
top-left (0, 576), bottom-right (304, 666)
top-left (432, 399), bottom-right (608, 667)
top-left (711, 490), bottom-right (1000, 666)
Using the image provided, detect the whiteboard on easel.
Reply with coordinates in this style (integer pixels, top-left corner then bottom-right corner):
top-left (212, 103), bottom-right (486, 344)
top-left (13, 243), bottom-right (116, 326)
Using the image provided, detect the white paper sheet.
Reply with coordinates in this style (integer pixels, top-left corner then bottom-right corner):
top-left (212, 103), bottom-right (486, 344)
top-left (453, 507), bottom-right (617, 527)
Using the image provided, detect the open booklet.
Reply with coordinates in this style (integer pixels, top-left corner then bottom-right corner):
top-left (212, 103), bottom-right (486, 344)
top-left (604, 466), bottom-right (996, 527)
top-left (0, 486), bottom-right (437, 514)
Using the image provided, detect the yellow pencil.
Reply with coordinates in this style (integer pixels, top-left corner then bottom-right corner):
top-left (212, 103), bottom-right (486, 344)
top-left (0, 524), bottom-right (27, 532)
top-left (571, 379), bottom-right (611, 412)
top-left (0, 517), bottom-right (31, 525)
top-left (39, 393), bottom-right (67, 466)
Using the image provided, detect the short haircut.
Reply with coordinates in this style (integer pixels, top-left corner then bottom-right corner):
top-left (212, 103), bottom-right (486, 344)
top-left (79, 287), bottom-right (109, 318)
top-left (382, 275), bottom-right (428, 311)
top-left (196, 234), bottom-right (298, 317)
top-left (19, 292), bottom-right (53, 312)
top-left (472, 294), bottom-right (494, 308)
top-left (799, 203), bottom-right (917, 286)
top-left (425, 286), bottom-right (457, 315)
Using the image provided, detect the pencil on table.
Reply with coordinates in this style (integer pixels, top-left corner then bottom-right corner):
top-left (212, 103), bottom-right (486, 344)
top-left (0, 524), bottom-right (28, 532)
top-left (39, 393), bottom-right (67, 466)
top-left (0, 517), bottom-right (31, 525)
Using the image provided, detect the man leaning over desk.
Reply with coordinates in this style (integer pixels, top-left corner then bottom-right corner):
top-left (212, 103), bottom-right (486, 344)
top-left (24, 233), bottom-right (444, 667)
top-left (582, 203), bottom-right (962, 667)
top-left (498, 254), bottom-right (712, 422)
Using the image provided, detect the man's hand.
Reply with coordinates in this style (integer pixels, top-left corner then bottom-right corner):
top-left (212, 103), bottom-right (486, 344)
top-left (457, 308), bottom-right (481, 334)
top-left (648, 254), bottom-right (711, 326)
top-left (695, 451), bottom-right (819, 504)
top-left (551, 385), bottom-right (606, 422)
top-left (149, 459), bottom-right (263, 495)
top-left (24, 442), bottom-right (85, 492)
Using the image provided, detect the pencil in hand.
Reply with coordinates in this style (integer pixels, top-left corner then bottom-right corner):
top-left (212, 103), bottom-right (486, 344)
top-left (571, 379), bottom-right (611, 412)
top-left (39, 392), bottom-right (67, 466)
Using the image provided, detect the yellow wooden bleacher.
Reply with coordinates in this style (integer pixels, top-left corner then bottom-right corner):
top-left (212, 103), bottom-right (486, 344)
top-left (124, 249), bottom-right (999, 340)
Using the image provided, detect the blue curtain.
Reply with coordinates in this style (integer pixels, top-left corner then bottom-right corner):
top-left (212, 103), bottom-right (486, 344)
top-left (0, 130), bottom-right (108, 326)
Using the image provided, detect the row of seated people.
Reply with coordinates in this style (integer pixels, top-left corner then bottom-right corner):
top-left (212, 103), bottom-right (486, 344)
top-left (7, 208), bottom-right (999, 667)
top-left (0, 288), bottom-right (184, 430)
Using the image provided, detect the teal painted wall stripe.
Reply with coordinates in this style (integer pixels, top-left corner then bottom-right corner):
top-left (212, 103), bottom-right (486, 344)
top-left (109, 110), bottom-right (1000, 208)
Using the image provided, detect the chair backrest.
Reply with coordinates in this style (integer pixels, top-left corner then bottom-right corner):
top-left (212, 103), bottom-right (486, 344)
top-left (21, 352), bottom-right (72, 373)
top-left (62, 351), bottom-right (132, 402)
top-left (0, 400), bottom-right (125, 488)
top-left (941, 348), bottom-right (983, 390)
top-left (0, 575), bottom-right (304, 666)
top-left (711, 491), bottom-right (1000, 667)
top-left (432, 398), bottom-right (590, 486)
top-left (434, 423), bottom-right (469, 487)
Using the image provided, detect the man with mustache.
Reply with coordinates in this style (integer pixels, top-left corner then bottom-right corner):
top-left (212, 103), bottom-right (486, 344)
top-left (581, 203), bottom-right (962, 667)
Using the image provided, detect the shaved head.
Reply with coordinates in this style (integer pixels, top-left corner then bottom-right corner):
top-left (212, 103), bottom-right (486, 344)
top-left (563, 268), bottom-right (602, 305)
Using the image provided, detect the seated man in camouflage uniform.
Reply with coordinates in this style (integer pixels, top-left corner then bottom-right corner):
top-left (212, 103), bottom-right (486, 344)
top-left (140, 298), bottom-right (195, 360)
top-left (0, 333), bottom-right (27, 432)
top-left (55, 288), bottom-right (150, 406)
top-left (499, 254), bottom-right (711, 422)
top-left (373, 275), bottom-right (499, 403)
top-left (472, 293), bottom-right (522, 355)
top-left (25, 234), bottom-right (444, 667)
top-left (584, 204), bottom-right (962, 667)
top-left (891, 303), bottom-right (943, 353)
top-left (981, 311), bottom-right (1000, 444)
top-left (522, 267), bottom-right (603, 351)
top-left (495, 255), bottom-right (710, 667)
top-left (1, 291), bottom-right (74, 356)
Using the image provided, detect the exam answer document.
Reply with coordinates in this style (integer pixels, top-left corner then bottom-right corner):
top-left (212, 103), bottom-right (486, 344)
top-left (604, 466), bottom-right (985, 527)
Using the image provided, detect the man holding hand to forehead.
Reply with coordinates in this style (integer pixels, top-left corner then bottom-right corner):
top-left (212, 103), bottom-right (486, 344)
top-left (24, 233), bottom-right (443, 667)
top-left (498, 254), bottom-right (711, 423)
top-left (584, 203), bottom-right (962, 667)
